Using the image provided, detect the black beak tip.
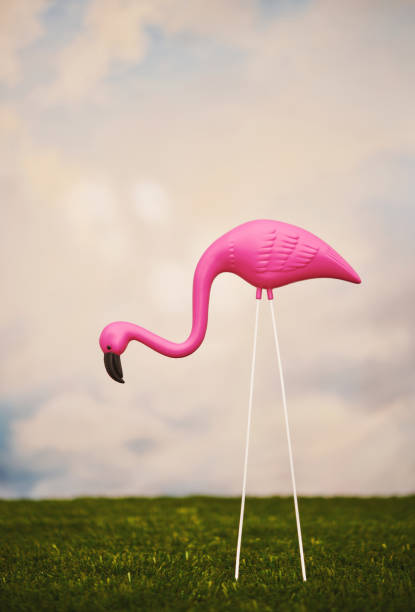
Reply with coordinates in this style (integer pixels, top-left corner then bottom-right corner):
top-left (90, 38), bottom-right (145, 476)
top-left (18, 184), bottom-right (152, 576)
top-left (104, 352), bottom-right (125, 384)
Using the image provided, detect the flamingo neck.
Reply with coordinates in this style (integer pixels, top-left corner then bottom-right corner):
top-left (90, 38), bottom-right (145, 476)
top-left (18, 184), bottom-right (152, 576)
top-left (122, 246), bottom-right (223, 358)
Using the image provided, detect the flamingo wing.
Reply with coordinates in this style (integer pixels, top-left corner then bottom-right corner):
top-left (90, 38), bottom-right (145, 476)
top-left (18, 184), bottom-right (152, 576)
top-left (256, 228), bottom-right (319, 273)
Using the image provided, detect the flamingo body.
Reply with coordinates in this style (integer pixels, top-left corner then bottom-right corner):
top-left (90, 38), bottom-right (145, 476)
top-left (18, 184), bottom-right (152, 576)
top-left (100, 220), bottom-right (360, 382)
top-left (204, 219), bottom-right (360, 289)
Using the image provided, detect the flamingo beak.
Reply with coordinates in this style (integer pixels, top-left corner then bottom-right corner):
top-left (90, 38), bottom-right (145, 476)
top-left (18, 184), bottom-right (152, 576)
top-left (104, 352), bottom-right (125, 384)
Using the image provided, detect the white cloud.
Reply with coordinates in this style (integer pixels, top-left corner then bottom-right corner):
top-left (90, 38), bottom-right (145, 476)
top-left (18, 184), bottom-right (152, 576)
top-left (0, 0), bottom-right (51, 85)
top-left (11, 383), bottom-right (413, 498)
top-left (41, 0), bottom-right (152, 103)
top-left (62, 179), bottom-right (129, 262)
top-left (1, 0), bottom-right (414, 497)
top-left (132, 180), bottom-right (170, 224)
top-left (35, 0), bottom-right (260, 104)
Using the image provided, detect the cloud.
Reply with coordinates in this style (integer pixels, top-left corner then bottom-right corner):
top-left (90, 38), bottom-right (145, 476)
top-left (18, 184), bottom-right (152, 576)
top-left (35, 0), bottom-right (260, 104)
top-left (132, 180), bottom-right (170, 224)
top-left (39, 0), bottom-right (152, 103)
top-left (11, 379), bottom-right (414, 498)
top-left (1, 0), bottom-right (414, 497)
top-left (0, 1), bottom-right (51, 86)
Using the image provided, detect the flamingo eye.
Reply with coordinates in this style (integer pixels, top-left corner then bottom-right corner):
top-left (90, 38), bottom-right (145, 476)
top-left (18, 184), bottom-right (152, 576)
top-left (107, 345), bottom-right (111, 350)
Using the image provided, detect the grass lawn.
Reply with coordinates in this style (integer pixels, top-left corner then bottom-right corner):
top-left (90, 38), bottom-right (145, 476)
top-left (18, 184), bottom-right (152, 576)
top-left (0, 496), bottom-right (413, 611)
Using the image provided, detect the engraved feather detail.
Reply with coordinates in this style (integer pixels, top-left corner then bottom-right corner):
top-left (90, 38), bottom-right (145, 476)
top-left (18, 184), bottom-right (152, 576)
top-left (256, 228), bottom-right (277, 273)
top-left (228, 240), bottom-right (236, 269)
top-left (256, 231), bottom-right (318, 274)
top-left (281, 242), bottom-right (319, 272)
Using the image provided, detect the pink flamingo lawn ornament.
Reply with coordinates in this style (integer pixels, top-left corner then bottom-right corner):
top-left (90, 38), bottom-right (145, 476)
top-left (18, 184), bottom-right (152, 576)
top-left (99, 219), bottom-right (361, 581)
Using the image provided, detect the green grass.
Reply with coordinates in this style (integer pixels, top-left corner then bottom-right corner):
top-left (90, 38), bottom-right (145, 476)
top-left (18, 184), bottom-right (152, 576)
top-left (0, 496), bottom-right (413, 611)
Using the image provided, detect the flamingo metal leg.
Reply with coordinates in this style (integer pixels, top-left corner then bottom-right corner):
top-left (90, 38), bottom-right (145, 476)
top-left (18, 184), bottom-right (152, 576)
top-left (235, 297), bottom-right (260, 580)
top-left (269, 297), bottom-right (307, 582)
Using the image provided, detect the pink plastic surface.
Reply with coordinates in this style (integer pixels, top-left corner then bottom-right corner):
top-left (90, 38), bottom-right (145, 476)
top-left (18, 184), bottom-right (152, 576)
top-left (99, 219), bottom-right (361, 358)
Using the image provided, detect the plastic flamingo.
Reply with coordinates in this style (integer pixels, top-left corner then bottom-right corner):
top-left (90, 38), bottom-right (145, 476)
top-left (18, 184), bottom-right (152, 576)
top-left (99, 219), bottom-right (361, 580)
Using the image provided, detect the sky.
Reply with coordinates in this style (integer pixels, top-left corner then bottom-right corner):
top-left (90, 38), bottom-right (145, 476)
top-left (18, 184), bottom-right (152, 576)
top-left (0, 0), bottom-right (414, 498)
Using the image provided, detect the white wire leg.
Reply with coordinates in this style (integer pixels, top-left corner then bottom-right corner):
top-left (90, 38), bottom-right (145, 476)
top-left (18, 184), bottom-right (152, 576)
top-left (235, 298), bottom-right (260, 580)
top-left (269, 298), bottom-right (307, 582)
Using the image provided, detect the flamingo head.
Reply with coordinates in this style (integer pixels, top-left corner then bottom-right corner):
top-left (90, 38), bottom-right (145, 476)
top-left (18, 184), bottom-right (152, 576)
top-left (99, 322), bottom-right (130, 384)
